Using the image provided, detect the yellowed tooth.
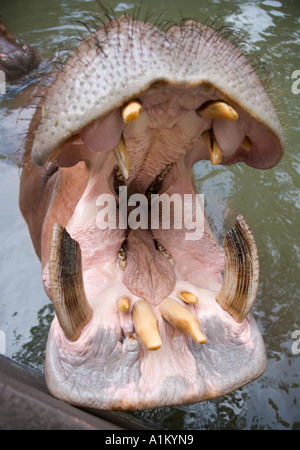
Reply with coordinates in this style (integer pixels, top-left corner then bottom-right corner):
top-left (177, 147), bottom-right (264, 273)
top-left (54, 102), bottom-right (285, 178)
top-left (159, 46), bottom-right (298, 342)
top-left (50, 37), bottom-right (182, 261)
top-left (117, 296), bottom-right (131, 313)
top-left (132, 299), bottom-right (162, 350)
top-left (177, 290), bottom-right (198, 305)
top-left (197, 101), bottom-right (239, 121)
top-left (117, 247), bottom-right (127, 271)
top-left (159, 297), bottom-right (206, 344)
top-left (241, 136), bottom-right (252, 152)
top-left (122, 100), bottom-right (142, 124)
top-left (202, 129), bottom-right (223, 165)
top-left (114, 135), bottom-right (129, 180)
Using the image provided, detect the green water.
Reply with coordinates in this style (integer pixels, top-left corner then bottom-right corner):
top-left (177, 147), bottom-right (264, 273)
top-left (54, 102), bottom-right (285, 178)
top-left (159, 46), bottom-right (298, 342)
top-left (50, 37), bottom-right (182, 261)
top-left (0, 0), bottom-right (299, 429)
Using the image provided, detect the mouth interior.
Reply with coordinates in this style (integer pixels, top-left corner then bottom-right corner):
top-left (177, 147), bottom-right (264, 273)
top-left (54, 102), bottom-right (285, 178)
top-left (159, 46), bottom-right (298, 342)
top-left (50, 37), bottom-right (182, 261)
top-left (52, 84), bottom-right (242, 305)
top-left (32, 16), bottom-right (284, 410)
top-left (42, 79), bottom-right (271, 410)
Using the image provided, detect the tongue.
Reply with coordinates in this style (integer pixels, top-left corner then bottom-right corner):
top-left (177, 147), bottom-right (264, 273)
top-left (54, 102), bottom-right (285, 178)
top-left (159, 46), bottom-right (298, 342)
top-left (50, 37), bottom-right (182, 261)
top-left (123, 229), bottom-right (176, 305)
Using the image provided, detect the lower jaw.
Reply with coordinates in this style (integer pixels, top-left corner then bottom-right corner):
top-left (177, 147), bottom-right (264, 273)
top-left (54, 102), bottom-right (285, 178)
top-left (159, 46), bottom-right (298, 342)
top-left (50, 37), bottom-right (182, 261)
top-left (45, 288), bottom-right (266, 411)
top-left (42, 135), bottom-right (266, 410)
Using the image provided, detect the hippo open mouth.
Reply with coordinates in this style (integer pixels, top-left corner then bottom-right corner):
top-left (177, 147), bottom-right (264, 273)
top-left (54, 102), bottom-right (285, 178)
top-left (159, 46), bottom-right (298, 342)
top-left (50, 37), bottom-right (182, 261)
top-left (20, 16), bottom-right (284, 410)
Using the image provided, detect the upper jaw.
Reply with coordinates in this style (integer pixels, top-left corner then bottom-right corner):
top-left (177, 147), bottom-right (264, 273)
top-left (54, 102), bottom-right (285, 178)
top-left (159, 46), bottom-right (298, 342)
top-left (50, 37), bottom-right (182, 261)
top-left (30, 16), bottom-right (284, 170)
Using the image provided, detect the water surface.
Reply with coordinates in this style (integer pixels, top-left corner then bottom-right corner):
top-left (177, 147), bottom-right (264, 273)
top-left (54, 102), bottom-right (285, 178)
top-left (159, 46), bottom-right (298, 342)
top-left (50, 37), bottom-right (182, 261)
top-left (0, 0), bottom-right (299, 429)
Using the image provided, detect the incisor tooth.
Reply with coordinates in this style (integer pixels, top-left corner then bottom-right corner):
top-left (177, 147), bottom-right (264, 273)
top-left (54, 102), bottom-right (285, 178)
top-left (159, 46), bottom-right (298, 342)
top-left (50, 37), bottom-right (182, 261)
top-left (177, 290), bottom-right (198, 304)
top-left (122, 101), bottom-right (142, 124)
top-left (132, 299), bottom-right (162, 350)
top-left (202, 129), bottom-right (223, 165)
top-left (159, 297), bottom-right (206, 344)
top-left (241, 136), bottom-right (252, 152)
top-left (114, 135), bottom-right (129, 180)
top-left (117, 296), bottom-right (131, 313)
top-left (197, 101), bottom-right (239, 120)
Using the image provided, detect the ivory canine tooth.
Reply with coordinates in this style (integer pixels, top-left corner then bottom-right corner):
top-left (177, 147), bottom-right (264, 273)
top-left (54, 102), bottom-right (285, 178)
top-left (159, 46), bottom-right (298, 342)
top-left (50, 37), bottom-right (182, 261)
top-left (114, 135), bottom-right (129, 180)
top-left (49, 223), bottom-right (92, 341)
top-left (177, 290), bottom-right (198, 304)
top-left (197, 101), bottom-right (239, 120)
top-left (241, 136), bottom-right (252, 152)
top-left (117, 296), bottom-right (131, 313)
top-left (202, 129), bottom-right (223, 165)
top-left (132, 299), bottom-right (162, 350)
top-left (122, 100), bottom-right (142, 124)
top-left (159, 297), bottom-right (206, 344)
top-left (216, 215), bottom-right (259, 322)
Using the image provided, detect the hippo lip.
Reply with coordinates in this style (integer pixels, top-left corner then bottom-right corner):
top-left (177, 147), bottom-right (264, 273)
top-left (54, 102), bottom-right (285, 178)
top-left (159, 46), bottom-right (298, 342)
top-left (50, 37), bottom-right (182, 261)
top-left (29, 16), bottom-right (284, 410)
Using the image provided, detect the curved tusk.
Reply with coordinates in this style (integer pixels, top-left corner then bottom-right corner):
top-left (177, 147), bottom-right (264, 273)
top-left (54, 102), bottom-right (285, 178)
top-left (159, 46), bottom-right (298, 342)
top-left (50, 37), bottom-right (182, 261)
top-left (202, 129), bottom-right (223, 165)
top-left (216, 215), bottom-right (259, 322)
top-left (49, 223), bottom-right (92, 341)
top-left (132, 299), bottom-right (162, 350)
top-left (159, 297), bottom-right (206, 344)
top-left (114, 135), bottom-right (130, 180)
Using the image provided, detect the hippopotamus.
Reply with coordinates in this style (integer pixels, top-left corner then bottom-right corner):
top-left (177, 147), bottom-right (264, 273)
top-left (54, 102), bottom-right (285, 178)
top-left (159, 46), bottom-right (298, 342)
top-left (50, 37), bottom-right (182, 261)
top-left (19, 15), bottom-right (284, 411)
top-left (0, 17), bottom-right (40, 82)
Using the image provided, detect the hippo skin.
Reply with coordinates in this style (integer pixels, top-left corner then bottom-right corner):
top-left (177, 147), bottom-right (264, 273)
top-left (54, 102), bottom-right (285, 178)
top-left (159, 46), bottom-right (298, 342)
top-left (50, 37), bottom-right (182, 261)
top-left (19, 15), bottom-right (284, 410)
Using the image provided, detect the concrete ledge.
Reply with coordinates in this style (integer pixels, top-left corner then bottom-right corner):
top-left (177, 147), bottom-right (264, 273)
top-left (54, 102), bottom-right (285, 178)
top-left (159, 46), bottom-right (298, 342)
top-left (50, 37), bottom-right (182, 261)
top-left (0, 355), bottom-right (150, 430)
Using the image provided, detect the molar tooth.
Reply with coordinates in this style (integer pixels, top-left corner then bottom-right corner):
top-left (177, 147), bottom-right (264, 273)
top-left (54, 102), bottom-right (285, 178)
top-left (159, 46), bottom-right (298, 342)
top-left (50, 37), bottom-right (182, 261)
top-left (117, 296), bottom-right (131, 313)
top-left (118, 247), bottom-right (127, 271)
top-left (156, 241), bottom-right (174, 265)
top-left (216, 215), bottom-right (259, 322)
top-left (132, 299), bottom-right (162, 350)
top-left (159, 297), bottom-right (206, 344)
top-left (122, 100), bottom-right (142, 124)
top-left (114, 135), bottom-right (129, 180)
top-left (49, 223), bottom-right (92, 341)
top-left (177, 290), bottom-right (198, 304)
top-left (202, 129), bottom-right (223, 165)
top-left (241, 136), bottom-right (252, 152)
top-left (197, 101), bottom-right (239, 121)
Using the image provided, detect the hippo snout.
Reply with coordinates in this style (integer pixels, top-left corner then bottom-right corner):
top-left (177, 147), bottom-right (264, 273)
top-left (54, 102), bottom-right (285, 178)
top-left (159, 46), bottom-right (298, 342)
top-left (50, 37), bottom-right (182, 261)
top-left (20, 15), bottom-right (284, 410)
